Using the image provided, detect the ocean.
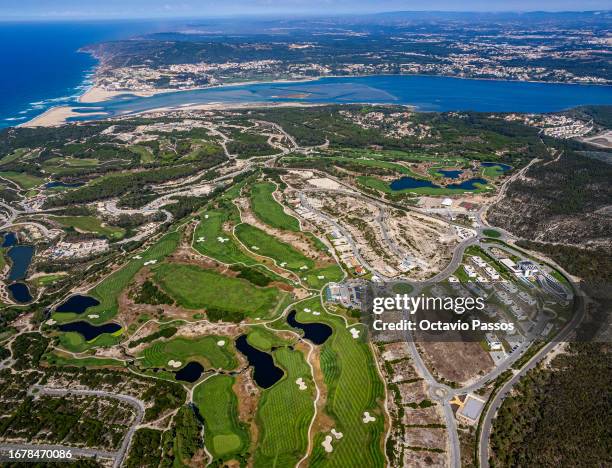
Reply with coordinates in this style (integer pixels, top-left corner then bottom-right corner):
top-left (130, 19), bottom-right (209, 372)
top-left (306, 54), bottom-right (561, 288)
top-left (1, 21), bottom-right (611, 128)
top-left (0, 20), bottom-right (172, 127)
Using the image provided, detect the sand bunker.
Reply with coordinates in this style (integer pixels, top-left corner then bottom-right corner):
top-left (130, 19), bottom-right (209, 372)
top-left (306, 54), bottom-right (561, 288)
top-left (331, 428), bottom-right (343, 439)
top-left (350, 328), bottom-right (360, 339)
top-left (168, 360), bottom-right (182, 368)
top-left (321, 435), bottom-right (334, 453)
top-left (295, 377), bottom-right (307, 390)
top-left (217, 340), bottom-right (226, 346)
top-left (362, 411), bottom-right (376, 423)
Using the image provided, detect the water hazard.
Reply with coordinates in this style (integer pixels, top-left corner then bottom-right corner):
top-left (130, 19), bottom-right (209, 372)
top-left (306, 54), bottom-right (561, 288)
top-left (55, 295), bottom-right (100, 314)
top-left (174, 362), bottom-right (205, 383)
top-left (58, 321), bottom-right (121, 341)
top-left (8, 282), bottom-right (32, 303)
top-left (287, 310), bottom-right (332, 345)
top-left (235, 335), bottom-right (284, 389)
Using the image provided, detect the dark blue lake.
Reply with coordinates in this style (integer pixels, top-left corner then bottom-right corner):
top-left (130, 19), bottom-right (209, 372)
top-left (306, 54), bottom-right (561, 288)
top-left (287, 310), bottom-right (332, 345)
top-left (66, 75), bottom-right (612, 124)
top-left (390, 175), bottom-right (488, 191)
top-left (447, 177), bottom-right (488, 190)
top-left (235, 334), bottom-right (284, 389)
top-left (58, 321), bottom-right (121, 341)
top-left (55, 295), bottom-right (100, 314)
top-left (390, 177), bottom-right (438, 190)
top-left (8, 282), bottom-right (32, 303)
top-left (1, 232), bottom-right (17, 247)
top-left (174, 361), bottom-right (205, 383)
top-left (437, 169), bottom-right (463, 179)
top-left (7, 245), bottom-right (34, 282)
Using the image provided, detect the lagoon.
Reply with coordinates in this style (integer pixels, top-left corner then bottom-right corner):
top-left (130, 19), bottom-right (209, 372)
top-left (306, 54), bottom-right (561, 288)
top-left (66, 75), bottom-right (612, 124)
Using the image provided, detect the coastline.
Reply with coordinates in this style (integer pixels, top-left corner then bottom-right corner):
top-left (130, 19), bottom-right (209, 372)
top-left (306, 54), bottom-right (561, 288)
top-left (19, 72), bottom-right (612, 128)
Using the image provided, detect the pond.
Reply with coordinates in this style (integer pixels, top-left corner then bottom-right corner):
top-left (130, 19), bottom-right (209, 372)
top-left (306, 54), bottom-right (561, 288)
top-left (235, 335), bottom-right (284, 389)
top-left (7, 245), bottom-right (34, 282)
top-left (45, 181), bottom-right (85, 189)
top-left (55, 295), bottom-right (100, 314)
top-left (446, 178), bottom-right (488, 190)
top-left (8, 282), bottom-right (32, 303)
top-left (390, 176), bottom-right (438, 190)
top-left (390, 176), bottom-right (487, 191)
top-left (437, 169), bottom-right (463, 179)
top-left (174, 361), bottom-right (205, 383)
top-left (1, 232), bottom-right (17, 247)
top-left (287, 310), bottom-right (332, 345)
top-left (58, 321), bottom-right (121, 341)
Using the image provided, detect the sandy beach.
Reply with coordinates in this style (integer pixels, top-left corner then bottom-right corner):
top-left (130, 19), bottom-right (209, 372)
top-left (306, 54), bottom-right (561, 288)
top-left (77, 85), bottom-right (177, 103)
top-left (20, 106), bottom-right (108, 127)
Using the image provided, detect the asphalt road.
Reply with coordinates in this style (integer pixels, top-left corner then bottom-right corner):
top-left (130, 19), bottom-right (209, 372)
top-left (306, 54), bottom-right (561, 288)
top-left (28, 386), bottom-right (145, 468)
top-left (478, 293), bottom-right (586, 467)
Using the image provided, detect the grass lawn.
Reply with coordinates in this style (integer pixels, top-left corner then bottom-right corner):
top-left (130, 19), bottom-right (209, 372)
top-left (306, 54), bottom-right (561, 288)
top-left (392, 282), bottom-right (414, 294)
top-left (193, 375), bottom-right (249, 459)
top-left (293, 297), bottom-right (386, 467)
top-left (129, 145), bottom-right (155, 163)
top-left (140, 335), bottom-right (237, 370)
top-left (254, 346), bottom-right (315, 468)
top-left (250, 182), bottom-right (300, 231)
top-left (0, 171), bottom-right (44, 189)
top-left (235, 224), bottom-right (314, 272)
top-left (153, 263), bottom-right (285, 318)
top-left (193, 211), bottom-right (256, 265)
top-left (0, 148), bottom-right (28, 166)
top-left (53, 232), bottom-right (180, 325)
top-left (482, 228), bottom-right (502, 238)
top-left (52, 216), bottom-right (125, 240)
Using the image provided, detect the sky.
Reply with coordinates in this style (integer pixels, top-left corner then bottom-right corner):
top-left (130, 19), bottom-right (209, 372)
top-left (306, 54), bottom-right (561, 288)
top-left (1, 0), bottom-right (610, 20)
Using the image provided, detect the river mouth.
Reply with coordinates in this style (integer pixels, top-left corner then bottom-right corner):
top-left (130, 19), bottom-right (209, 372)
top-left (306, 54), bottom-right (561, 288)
top-left (8, 282), bottom-right (32, 303)
top-left (287, 310), bottom-right (332, 345)
top-left (235, 335), bottom-right (284, 389)
top-left (55, 295), bottom-right (100, 314)
top-left (174, 362), bottom-right (205, 383)
top-left (58, 321), bottom-right (121, 341)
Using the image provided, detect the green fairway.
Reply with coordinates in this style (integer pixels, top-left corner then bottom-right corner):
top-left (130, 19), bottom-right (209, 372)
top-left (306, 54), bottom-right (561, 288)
top-left (0, 171), bottom-right (44, 189)
top-left (53, 232), bottom-right (180, 325)
top-left (140, 336), bottom-right (237, 370)
top-left (193, 375), bottom-right (249, 459)
top-left (52, 215), bottom-right (125, 240)
top-left (235, 223), bottom-right (314, 271)
top-left (44, 352), bottom-right (125, 368)
top-left (33, 273), bottom-right (66, 287)
top-left (303, 265), bottom-right (345, 289)
top-left (481, 163), bottom-right (511, 178)
top-left (293, 298), bottom-right (386, 467)
top-left (247, 326), bottom-right (292, 351)
top-left (58, 331), bottom-right (121, 353)
top-left (254, 346), bottom-right (315, 468)
top-left (193, 210), bottom-right (256, 265)
top-left (153, 263), bottom-right (285, 318)
top-left (250, 182), bottom-right (300, 231)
